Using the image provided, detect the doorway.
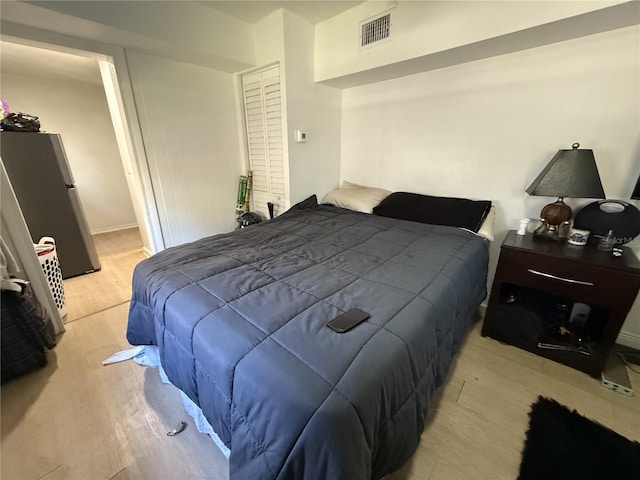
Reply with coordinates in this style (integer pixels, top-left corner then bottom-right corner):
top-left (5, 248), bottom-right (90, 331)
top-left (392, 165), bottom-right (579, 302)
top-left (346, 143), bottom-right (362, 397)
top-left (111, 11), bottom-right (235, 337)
top-left (0, 39), bottom-right (152, 323)
top-left (1, 41), bottom-right (137, 235)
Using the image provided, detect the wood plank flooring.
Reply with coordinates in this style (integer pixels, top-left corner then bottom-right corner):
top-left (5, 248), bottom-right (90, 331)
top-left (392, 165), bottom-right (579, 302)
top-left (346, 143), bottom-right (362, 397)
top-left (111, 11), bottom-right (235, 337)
top-left (62, 227), bottom-right (146, 323)
top-left (2, 229), bottom-right (639, 479)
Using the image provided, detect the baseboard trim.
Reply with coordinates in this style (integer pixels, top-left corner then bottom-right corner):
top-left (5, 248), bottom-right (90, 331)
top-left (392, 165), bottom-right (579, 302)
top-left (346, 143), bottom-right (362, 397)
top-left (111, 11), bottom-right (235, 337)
top-left (616, 330), bottom-right (640, 351)
top-left (91, 223), bottom-right (138, 235)
top-left (142, 246), bottom-right (153, 258)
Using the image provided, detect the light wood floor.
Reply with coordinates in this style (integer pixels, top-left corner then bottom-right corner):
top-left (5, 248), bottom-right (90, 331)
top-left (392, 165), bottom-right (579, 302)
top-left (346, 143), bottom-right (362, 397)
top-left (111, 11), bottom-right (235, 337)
top-left (2, 229), bottom-right (639, 480)
top-left (62, 227), bottom-right (146, 323)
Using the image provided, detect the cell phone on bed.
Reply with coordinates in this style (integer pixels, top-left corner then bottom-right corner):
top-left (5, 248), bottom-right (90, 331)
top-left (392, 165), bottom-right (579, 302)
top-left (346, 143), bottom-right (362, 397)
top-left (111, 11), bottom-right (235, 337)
top-left (327, 308), bottom-right (370, 333)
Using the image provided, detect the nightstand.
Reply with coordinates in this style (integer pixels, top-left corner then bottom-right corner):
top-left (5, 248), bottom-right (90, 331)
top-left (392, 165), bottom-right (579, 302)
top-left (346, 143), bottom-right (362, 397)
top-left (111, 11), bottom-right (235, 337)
top-left (481, 230), bottom-right (640, 378)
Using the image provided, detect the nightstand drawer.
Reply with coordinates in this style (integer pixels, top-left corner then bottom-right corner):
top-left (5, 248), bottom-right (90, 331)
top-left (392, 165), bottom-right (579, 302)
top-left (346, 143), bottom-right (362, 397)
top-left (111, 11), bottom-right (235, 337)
top-left (497, 250), bottom-right (620, 307)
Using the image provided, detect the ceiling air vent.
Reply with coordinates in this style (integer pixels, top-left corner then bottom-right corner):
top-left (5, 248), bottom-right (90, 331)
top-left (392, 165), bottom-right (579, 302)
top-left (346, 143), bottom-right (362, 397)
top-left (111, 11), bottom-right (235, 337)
top-left (360, 12), bottom-right (391, 48)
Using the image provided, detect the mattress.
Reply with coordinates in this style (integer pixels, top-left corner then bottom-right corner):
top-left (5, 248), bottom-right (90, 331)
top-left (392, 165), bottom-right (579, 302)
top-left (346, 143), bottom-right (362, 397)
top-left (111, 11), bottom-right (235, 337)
top-left (126, 195), bottom-right (489, 479)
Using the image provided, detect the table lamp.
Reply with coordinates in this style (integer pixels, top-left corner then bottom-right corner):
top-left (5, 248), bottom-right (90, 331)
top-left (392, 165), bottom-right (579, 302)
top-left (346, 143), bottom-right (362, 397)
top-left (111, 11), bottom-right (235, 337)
top-left (526, 143), bottom-right (605, 239)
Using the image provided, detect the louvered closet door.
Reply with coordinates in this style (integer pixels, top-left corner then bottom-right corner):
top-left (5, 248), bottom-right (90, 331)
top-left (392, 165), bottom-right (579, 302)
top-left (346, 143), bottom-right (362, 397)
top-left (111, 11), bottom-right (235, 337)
top-left (241, 65), bottom-right (287, 220)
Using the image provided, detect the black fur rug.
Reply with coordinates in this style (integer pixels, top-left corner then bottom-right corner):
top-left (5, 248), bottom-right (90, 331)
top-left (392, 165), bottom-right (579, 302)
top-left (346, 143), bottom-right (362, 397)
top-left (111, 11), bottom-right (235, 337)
top-left (518, 396), bottom-right (640, 480)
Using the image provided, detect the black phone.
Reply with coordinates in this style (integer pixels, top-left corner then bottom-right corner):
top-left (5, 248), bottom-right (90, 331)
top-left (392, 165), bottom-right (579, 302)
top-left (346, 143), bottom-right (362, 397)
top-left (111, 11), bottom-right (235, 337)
top-left (327, 308), bottom-right (370, 333)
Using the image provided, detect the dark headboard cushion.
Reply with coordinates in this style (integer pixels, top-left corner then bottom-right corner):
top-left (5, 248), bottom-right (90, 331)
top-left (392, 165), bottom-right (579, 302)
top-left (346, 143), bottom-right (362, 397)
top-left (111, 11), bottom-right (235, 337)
top-left (372, 192), bottom-right (492, 232)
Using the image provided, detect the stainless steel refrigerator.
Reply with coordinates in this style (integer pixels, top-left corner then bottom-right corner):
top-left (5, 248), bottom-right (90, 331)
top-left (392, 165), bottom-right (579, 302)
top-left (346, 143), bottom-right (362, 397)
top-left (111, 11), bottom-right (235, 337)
top-left (1, 132), bottom-right (101, 278)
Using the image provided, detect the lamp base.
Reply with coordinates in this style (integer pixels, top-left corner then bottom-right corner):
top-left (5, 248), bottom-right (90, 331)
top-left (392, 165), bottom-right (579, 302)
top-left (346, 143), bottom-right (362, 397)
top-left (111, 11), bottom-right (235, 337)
top-left (532, 217), bottom-right (572, 241)
top-left (532, 197), bottom-right (573, 241)
top-left (540, 197), bottom-right (572, 226)
top-left (533, 229), bottom-right (566, 242)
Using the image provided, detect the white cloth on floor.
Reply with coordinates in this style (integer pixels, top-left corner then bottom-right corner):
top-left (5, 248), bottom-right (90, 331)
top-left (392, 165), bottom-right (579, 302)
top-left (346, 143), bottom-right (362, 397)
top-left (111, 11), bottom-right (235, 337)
top-left (102, 346), bottom-right (145, 365)
top-left (134, 345), bottom-right (169, 383)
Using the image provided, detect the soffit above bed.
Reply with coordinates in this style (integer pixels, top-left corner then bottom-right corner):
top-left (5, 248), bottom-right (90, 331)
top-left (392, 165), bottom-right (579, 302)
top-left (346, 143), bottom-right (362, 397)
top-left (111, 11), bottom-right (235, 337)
top-left (197, 1), bottom-right (363, 25)
top-left (315, 1), bottom-right (639, 89)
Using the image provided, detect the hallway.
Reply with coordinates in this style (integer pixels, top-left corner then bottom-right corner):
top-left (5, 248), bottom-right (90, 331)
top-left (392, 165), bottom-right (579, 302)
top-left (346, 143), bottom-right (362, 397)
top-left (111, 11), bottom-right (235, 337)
top-left (63, 227), bottom-right (145, 322)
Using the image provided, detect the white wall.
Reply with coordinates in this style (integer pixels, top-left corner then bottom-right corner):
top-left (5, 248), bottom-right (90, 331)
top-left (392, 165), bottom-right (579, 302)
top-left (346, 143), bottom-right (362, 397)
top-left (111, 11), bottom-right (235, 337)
top-left (126, 51), bottom-right (242, 247)
top-left (1, 71), bottom-right (137, 234)
top-left (281, 10), bottom-right (342, 204)
top-left (252, 9), bottom-right (285, 67)
top-left (340, 25), bottom-right (640, 342)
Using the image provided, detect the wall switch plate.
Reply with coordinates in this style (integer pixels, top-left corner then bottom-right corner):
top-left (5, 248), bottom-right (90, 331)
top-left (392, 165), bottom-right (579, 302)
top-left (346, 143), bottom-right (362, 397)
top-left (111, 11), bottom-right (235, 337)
top-left (295, 130), bottom-right (307, 143)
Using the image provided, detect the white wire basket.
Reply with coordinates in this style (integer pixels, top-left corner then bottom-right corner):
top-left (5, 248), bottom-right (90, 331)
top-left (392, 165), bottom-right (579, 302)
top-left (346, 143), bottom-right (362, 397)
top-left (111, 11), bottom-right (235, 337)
top-left (34, 236), bottom-right (67, 318)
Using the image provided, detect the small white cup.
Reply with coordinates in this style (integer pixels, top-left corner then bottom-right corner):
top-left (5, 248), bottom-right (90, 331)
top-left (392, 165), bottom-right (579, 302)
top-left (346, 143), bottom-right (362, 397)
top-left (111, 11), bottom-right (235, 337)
top-left (517, 218), bottom-right (530, 236)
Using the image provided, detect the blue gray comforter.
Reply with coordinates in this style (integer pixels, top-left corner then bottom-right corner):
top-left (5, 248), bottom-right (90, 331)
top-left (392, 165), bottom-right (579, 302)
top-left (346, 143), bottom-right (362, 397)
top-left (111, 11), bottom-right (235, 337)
top-left (126, 196), bottom-right (489, 479)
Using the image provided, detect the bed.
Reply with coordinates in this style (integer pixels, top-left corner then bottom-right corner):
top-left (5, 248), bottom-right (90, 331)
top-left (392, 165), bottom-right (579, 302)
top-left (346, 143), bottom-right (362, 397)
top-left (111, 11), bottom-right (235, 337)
top-left (126, 193), bottom-right (490, 480)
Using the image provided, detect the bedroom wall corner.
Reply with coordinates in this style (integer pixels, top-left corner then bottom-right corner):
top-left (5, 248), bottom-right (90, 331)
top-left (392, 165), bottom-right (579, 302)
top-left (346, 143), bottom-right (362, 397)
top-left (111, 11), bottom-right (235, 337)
top-left (282, 10), bottom-right (341, 204)
top-left (249, 9), bottom-right (342, 209)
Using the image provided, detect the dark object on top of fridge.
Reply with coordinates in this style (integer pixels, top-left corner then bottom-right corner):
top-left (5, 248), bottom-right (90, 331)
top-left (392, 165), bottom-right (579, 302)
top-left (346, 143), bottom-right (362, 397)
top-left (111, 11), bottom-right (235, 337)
top-left (1, 112), bottom-right (41, 132)
top-left (1, 132), bottom-right (101, 278)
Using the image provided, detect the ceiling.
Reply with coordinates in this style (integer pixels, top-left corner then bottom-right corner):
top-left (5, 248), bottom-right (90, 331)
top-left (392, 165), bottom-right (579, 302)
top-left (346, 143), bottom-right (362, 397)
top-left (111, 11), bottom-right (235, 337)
top-left (0, 2), bottom-right (363, 89)
top-left (1, 42), bottom-right (102, 86)
top-left (197, 1), bottom-right (362, 24)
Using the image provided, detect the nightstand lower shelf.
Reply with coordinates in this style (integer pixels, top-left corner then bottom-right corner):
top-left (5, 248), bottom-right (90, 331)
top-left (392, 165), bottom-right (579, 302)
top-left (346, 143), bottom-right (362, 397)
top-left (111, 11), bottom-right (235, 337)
top-left (482, 282), bottom-right (611, 375)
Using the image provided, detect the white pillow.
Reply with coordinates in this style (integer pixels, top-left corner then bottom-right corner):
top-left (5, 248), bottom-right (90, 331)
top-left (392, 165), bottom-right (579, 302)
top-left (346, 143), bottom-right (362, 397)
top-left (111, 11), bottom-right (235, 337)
top-left (476, 205), bottom-right (496, 241)
top-left (321, 181), bottom-right (392, 213)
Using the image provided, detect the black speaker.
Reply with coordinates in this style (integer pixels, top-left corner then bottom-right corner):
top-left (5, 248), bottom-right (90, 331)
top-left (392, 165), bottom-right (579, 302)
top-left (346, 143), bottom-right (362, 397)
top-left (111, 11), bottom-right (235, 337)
top-left (573, 200), bottom-right (640, 245)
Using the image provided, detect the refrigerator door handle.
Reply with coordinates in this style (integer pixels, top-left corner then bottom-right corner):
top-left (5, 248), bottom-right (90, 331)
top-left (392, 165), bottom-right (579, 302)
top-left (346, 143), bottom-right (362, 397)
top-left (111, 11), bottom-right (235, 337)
top-left (50, 134), bottom-right (76, 186)
top-left (67, 186), bottom-right (101, 270)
